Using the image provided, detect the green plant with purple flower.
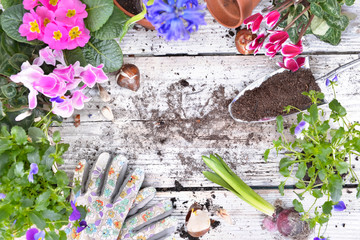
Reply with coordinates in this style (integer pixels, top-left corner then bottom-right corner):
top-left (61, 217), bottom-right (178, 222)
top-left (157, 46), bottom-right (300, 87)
top-left (0, 125), bottom-right (85, 239)
top-left (264, 77), bottom-right (360, 239)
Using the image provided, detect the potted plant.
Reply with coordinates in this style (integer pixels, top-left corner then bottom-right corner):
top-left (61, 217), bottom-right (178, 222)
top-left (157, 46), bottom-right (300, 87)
top-left (264, 80), bottom-right (360, 239)
top-left (206, 0), bottom-right (262, 28)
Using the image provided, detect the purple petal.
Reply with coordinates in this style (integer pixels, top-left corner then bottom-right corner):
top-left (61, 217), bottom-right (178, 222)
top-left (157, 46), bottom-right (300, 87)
top-left (93, 170), bottom-right (100, 175)
top-left (325, 78), bottom-right (330, 87)
top-left (95, 219), bottom-right (101, 226)
top-left (99, 211), bottom-right (103, 217)
top-left (76, 220), bottom-right (88, 233)
top-left (106, 203), bottom-right (113, 208)
top-left (332, 75), bottom-right (338, 82)
top-left (333, 201), bottom-right (346, 211)
top-left (91, 192), bottom-right (97, 196)
top-left (0, 193), bottom-right (6, 200)
top-left (69, 201), bottom-right (81, 221)
top-left (88, 196), bottom-right (92, 203)
top-left (34, 231), bottom-right (45, 240)
top-left (26, 228), bottom-right (39, 240)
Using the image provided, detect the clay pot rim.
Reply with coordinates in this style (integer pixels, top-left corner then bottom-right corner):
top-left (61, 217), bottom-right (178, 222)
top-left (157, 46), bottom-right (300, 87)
top-left (113, 0), bottom-right (155, 30)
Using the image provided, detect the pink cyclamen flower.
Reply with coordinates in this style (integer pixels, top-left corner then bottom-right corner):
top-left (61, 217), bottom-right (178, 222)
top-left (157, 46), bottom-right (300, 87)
top-left (65, 20), bottom-right (90, 50)
top-left (19, 10), bottom-right (43, 41)
top-left (278, 57), bottom-right (306, 72)
top-left (71, 90), bottom-right (90, 109)
top-left (268, 30), bottom-right (289, 46)
top-left (265, 11), bottom-right (280, 28)
top-left (281, 40), bottom-right (303, 58)
top-left (23, 0), bottom-right (40, 10)
top-left (43, 21), bottom-right (68, 50)
top-left (243, 13), bottom-right (263, 33)
top-left (247, 33), bottom-right (266, 54)
top-left (55, 0), bottom-right (88, 26)
top-left (53, 64), bottom-right (75, 83)
top-left (39, 0), bottom-right (62, 12)
top-left (10, 61), bottom-right (44, 109)
top-left (33, 73), bottom-right (67, 98)
top-left (33, 46), bottom-right (66, 66)
top-left (265, 43), bottom-right (282, 58)
top-left (79, 64), bottom-right (108, 88)
top-left (36, 6), bottom-right (55, 33)
top-left (52, 97), bottom-right (74, 118)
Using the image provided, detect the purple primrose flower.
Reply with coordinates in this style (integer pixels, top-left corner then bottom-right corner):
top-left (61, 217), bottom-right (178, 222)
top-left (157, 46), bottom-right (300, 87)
top-left (294, 120), bottom-right (309, 138)
top-left (325, 75), bottom-right (338, 87)
top-left (333, 200), bottom-right (346, 211)
top-left (69, 200), bottom-right (81, 221)
top-left (28, 163), bottom-right (38, 183)
top-left (145, 0), bottom-right (206, 41)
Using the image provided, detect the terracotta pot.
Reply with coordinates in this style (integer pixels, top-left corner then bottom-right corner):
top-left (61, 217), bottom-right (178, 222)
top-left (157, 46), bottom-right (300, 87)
top-left (205, 0), bottom-right (262, 28)
top-left (113, 0), bottom-right (155, 30)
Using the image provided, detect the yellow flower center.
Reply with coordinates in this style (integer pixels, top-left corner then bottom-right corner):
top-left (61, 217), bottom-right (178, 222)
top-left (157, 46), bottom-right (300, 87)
top-left (29, 20), bottom-right (40, 33)
top-left (66, 9), bottom-right (76, 18)
top-left (69, 26), bottom-right (81, 40)
top-left (49, 0), bottom-right (59, 6)
top-left (43, 18), bottom-right (50, 27)
top-left (53, 30), bottom-right (62, 41)
top-left (60, 96), bottom-right (66, 100)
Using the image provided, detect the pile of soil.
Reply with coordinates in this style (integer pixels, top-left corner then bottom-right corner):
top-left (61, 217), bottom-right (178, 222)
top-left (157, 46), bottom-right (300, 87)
top-left (117, 0), bottom-right (143, 15)
top-left (231, 69), bottom-right (321, 121)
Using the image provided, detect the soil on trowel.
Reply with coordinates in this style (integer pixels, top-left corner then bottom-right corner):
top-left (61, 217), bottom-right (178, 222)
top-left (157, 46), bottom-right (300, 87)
top-left (231, 68), bottom-right (321, 122)
top-left (117, 0), bottom-right (143, 15)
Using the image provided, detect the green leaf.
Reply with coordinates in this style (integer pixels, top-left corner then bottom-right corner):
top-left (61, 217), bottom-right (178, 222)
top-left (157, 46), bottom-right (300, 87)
top-left (293, 199), bottom-right (304, 212)
top-left (356, 185), bottom-right (360, 199)
top-left (311, 15), bottom-right (330, 36)
top-left (29, 212), bottom-right (46, 229)
top-left (319, 27), bottom-right (341, 45)
top-left (14, 161), bottom-right (24, 177)
top-left (0, 139), bottom-right (12, 153)
top-left (335, 161), bottom-right (348, 175)
top-left (83, 0), bottom-right (114, 32)
top-left (28, 127), bottom-right (45, 142)
top-left (55, 170), bottom-right (69, 186)
top-left (328, 174), bottom-right (343, 202)
top-left (11, 125), bottom-right (27, 144)
top-left (287, 26), bottom-right (299, 45)
top-left (323, 13), bottom-right (349, 31)
top-left (318, 169), bottom-right (327, 181)
top-left (64, 47), bottom-right (87, 67)
top-left (1, 83), bottom-right (17, 98)
top-left (59, 231), bottom-right (67, 240)
top-left (318, 216), bottom-right (329, 224)
top-left (35, 190), bottom-right (52, 211)
top-left (264, 149), bottom-right (270, 162)
top-left (322, 201), bottom-right (333, 214)
top-left (82, 38), bottom-right (123, 73)
top-left (41, 145), bottom-right (56, 168)
top-left (345, 0), bottom-right (355, 5)
top-left (279, 181), bottom-right (285, 196)
top-left (280, 158), bottom-right (292, 169)
top-left (295, 162), bottom-right (307, 179)
top-left (308, 104), bottom-right (318, 123)
top-left (310, 3), bottom-right (323, 18)
top-left (295, 181), bottom-right (306, 189)
top-left (20, 198), bottom-right (34, 207)
top-left (53, 131), bottom-right (61, 143)
top-left (280, 167), bottom-right (290, 177)
top-left (1, 0), bottom-right (22, 9)
top-left (46, 231), bottom-right (60, 240)
top-left (320, 0), bottom-right (340, 17)
top-left (0, 101), bottom-right (6, 120)
top-left (318, 121), bottom-right (330, 135)
top-left (276, 115), bottom-right (284, 133)
top-left (1, 5), bottom-right (41, 44)
top-left (8, 53), bottom-right (29, 71)
top-left (42, 209), bottom-right (62, 221)
top-left (0, 206), bottom-right (11, 222)
top-left (92, 7), bottom-right (130, 40)
top-left (312, 189), bottom-right (323, 198)
top-left (329, 99), bottom-right (347, 117)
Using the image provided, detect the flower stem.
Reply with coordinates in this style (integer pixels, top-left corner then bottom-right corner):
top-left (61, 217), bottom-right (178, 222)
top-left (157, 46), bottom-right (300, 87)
top-left (284, 5), bottom-right (311, 32)
top-left (298, 14), bottom-right (314, 40)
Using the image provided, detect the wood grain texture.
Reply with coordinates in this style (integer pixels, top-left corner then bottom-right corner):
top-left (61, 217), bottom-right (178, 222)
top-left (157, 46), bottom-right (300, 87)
top-left (119, 1), bottom-right (360, 55)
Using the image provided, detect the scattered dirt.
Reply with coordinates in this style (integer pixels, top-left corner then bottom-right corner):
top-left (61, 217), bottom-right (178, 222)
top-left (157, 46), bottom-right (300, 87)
top-left (230, 69), bottom-right (321, 121)
top-left (116, 0), bottom-right (143, 15)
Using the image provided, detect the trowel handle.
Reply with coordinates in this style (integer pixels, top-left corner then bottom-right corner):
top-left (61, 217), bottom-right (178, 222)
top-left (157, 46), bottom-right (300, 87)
top-left (316, 54), bottom-right (360, 81)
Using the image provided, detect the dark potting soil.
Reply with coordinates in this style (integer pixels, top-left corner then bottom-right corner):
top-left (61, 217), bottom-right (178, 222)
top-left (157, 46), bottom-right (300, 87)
top-left (231, 69), bottom-right (321, 121)
top-left (117, 0), bottom-right (143, 15)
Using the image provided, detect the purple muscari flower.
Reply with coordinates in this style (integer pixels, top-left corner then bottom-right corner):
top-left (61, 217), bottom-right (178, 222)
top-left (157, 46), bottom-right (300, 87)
top-left (145, 0), bottom-right (206, 41)
top-left (28, 163), bottom-right (38, 183)
top-left (314, 237), bottom-right (326, 240)
top-left (69, 200), bottom-right (81, 221)
top-left (50, 96), bottom-right (65, 103)
top-left (76, 220), bottom-right (88, 233)
top-left (294, 121), bottom-right (309, 137)
top-left (26, 228), bottom-right (44, 240)
top-left (333, 200), bottom-right (346, 211)
top-left (0, 193), bottom-right (5, 200)
top-left (325, 75), bottom-right (338, 87)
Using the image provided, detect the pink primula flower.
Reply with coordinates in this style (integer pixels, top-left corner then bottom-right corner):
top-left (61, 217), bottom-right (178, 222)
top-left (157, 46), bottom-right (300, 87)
top-left (10, 62), bottom-right (44, 109)
top-left (65, 20), bottom-right (90, 50)
top-left (43, 21), bottom-right (68, 50)
top-left (79, 64), bottom-right (108, 88)
top-left (19, 10), bottom-right (43, 41)
top-left (281, 40), bottom-right (303, 58)
top-left (23, 0), bottom-right (40, 10)
top-left (33, 73), bottom-right (67, 97)
top-left (33, 46), bottom-right (66, 66)
top-left (278, 57), bottom-right (306, 72)
top-left (39, 0), bottom-right (62, 12)
top-left (265, 11), bottom-right (280, 28)
top-left (55, 0), bottom-right (88, 26)
top-left (246, 33), bottom-right (266, 54)
top-left (243, 13), bottom-right (263, 33)
top-left (52, 97), bottom-right (74, 118)
top-left (71, 90), bottom-right (90, 109)
top-left (36, 6), bottom-right (55, 33)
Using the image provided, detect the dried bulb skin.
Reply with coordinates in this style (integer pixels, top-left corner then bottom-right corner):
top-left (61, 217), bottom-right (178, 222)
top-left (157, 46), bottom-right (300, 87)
top-left (235, 29), bottom-right (257, 55)
top-left (117, 64), bottom-right (140, 91)
top-left (186, 203), bottom-right (211, 238)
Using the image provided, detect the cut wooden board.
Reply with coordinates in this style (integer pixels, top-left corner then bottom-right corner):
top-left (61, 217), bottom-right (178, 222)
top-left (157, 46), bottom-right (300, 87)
top-left (153, 189), bottom-right (360, 240)
top-left (119, 1), bottom-right (360, 55)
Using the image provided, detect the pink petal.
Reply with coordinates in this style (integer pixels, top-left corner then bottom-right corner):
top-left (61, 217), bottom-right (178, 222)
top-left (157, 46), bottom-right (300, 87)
top-left (265, 11), bottom-right (280, 28)
top-left (79, 67), bottom-right (96, 88)
top-left (243, 13), bottom-right (262, 25)
top-left (28, 90), bottom-right (38, 109)
top-left (281, 43), bottom-right (302, 58)
top-left (71, 91), bottom-right (90, 110)
top-left (269, 31), bottom-right (288, 45)
top-left (284, 58), bottom-right (300, 72)
top-left (243, 13), bottom-right (263, 33)
top-left (296, 57), bottom-right (306, 68)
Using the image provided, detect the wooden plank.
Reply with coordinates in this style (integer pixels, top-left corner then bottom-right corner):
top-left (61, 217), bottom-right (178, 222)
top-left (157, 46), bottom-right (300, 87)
top-left (119, 1), bottom-right (360, 55)
top-left (154, 189), bottom-right (360, 240)
top-left (58, 54), bottom-right (360, 188)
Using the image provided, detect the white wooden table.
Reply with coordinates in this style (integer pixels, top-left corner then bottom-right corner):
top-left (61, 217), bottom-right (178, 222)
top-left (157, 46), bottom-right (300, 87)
top-left (58, 1), bottom-right (360, 239)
